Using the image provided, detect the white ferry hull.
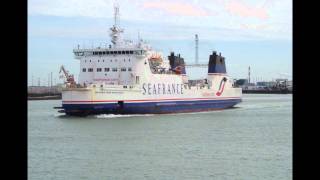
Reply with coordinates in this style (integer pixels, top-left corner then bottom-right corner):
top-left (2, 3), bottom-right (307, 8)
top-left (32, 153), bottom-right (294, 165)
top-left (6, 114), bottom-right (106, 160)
top-left (61, 82), bottom-right (242, 116)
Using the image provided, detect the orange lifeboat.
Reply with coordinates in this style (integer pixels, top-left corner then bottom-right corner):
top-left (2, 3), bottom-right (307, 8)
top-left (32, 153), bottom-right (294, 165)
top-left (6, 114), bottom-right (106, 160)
top-left (149, 53), bottom-right (163, 61)
top-left (173, 66), bottom-right (182, 74)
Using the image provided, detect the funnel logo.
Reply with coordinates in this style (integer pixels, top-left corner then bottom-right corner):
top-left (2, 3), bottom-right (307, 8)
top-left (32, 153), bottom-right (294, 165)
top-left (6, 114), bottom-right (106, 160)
top-left (216, 77), bottom-right (227, 96)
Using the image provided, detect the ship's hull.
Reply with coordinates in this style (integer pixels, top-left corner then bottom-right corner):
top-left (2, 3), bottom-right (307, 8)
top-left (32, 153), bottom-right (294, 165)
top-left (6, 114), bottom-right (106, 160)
top-left (62, 97), bottom-right (241, 116)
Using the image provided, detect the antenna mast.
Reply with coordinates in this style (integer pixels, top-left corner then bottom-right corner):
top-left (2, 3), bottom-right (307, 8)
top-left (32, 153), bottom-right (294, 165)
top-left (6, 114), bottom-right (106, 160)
top-left (195, 34), bottom-right (199, 65)
top-left (114, 3), bottom-right (119, 27)
top-left (248, 66), bottom-right (251, 84)
top-left (110, 2), bottom-right (123, 47)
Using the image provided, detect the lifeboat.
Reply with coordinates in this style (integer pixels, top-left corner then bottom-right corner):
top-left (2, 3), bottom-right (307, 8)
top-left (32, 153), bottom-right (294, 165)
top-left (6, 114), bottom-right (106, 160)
top-left (173, 66), bottom-right (182, 74)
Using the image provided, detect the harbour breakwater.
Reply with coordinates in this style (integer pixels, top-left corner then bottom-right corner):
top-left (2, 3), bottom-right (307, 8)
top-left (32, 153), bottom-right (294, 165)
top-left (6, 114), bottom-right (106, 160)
top-left (28, 86), bottom-right (62, 100)
top-left (28, 93), bottom-right (61, 100)
top-left (242, 89), bottom-right (292, 94)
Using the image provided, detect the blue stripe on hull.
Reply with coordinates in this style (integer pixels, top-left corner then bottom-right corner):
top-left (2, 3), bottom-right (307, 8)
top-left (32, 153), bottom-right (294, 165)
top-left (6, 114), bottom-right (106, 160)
top-left (62, 99), bottom-right (242, 116)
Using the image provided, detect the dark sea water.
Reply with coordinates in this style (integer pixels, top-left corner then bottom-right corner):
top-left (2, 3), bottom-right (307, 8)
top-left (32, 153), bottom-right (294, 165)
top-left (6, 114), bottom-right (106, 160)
top-left (28, 94), bottom-right (292, 180)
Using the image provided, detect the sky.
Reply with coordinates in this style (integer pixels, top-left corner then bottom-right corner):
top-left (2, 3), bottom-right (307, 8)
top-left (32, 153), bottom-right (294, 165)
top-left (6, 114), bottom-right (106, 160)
top-left (28, 0), bottom-right (292, 86)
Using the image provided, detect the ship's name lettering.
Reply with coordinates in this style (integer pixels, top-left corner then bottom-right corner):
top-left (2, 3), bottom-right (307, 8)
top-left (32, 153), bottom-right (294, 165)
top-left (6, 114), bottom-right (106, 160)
top-left (142, 83), bottom-right (183, 95)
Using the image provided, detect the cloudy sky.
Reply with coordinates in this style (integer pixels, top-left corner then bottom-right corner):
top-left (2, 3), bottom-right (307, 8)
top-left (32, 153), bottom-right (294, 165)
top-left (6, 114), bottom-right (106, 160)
top-left (28, 0), bottom-right (292, 85)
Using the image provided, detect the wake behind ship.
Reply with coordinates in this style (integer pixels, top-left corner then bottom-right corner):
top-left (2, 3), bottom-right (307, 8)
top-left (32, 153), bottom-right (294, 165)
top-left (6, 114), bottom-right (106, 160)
top-left (57, 4), bottom-right (242, 116)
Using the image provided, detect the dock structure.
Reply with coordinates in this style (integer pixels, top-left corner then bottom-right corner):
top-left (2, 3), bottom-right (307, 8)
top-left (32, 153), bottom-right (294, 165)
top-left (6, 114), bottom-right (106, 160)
top-left (28, 86), bottom-right (62, 100)
top-left (28, 85), bottom-right (62, 95)
top-left (234, 78), bottom-right (292, 94)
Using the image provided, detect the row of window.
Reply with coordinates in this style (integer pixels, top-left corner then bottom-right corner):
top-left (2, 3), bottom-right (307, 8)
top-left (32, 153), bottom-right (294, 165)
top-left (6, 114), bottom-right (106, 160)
top-left (93, 51), bottom-right (133, 55)
top-left (75, 50), bottom-right (145, 56)
top-left (83, 67), bottom-right (132, 72)
top-left (84, 59), bottom-right (130, 63)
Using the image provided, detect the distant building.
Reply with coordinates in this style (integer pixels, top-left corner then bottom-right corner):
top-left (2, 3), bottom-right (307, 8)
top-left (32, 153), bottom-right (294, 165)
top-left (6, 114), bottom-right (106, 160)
top-left (255, 81), bottom-right (277, 90)
top-left (234, 79), bottom-right (256, 90)
top-left (235, 79), bottom-right (248, 87)
top-left (273, 79), bottom-right (291, 90)
top-left (287, 81), bottom-right (292, 91)
top-left (235, 78), bottom-right (292, 92)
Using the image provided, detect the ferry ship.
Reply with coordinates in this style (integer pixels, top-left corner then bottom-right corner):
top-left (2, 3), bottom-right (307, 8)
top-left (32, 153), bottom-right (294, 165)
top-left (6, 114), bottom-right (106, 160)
top-left (58, 4), bottom-right (242, 116)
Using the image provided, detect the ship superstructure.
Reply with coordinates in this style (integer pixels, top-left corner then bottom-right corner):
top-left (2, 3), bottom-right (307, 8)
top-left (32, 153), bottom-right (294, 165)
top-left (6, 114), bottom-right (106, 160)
top-left (59, 4), bottom-right (242, 116)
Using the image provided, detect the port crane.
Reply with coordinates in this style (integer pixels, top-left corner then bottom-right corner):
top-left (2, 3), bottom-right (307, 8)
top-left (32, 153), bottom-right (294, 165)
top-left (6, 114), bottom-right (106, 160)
top-left (59, 65), bottom-right (76, 87)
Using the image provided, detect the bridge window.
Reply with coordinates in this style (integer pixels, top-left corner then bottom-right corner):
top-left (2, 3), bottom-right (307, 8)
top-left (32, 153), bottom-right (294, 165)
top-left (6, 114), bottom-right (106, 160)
top-left (106, 51), bottom-right (110, 54)
top-left (82, 68), bottom-right (86, 72)
top-left (118, 51), bottom-right (121, 54)
top-left (99, 52), bottom-right (102, 55)
top-left (112, 68), bottom-right (117, 72)
top-left (121, 68), bottom-right (126, 72)
top-left (110, 51), bottom-right (114, 55)
top-left (88, 68), bottom-right (93, 72)
top-left (90, 60), bottom-right (91, 62)
top-left (97, 68), bottom-right (102, 72)
top-left (122, 51), bottom-right (125, 54)
top-left (128, 67), bottom-right (132, 71)
top-left (125, 51), bottom-right (129, 54)
top-left (103, 52), bottom-right (105, 55)
top-left (104, 68), bottom-right (110, 72)
top-left (130, 51), bottom-right (133, 54)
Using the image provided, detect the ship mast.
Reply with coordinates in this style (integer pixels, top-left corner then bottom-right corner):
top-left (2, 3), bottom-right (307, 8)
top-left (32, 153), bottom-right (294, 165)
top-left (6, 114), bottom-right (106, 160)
top-left (110, 2), bottom-right (123, 47)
